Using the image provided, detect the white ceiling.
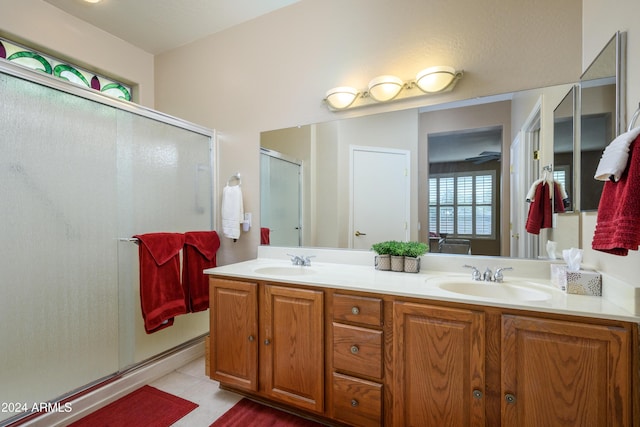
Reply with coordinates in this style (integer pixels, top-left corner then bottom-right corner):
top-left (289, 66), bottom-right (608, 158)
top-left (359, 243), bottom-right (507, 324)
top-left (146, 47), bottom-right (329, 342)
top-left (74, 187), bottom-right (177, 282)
top-left (43, 0), bottom-right (300, 54)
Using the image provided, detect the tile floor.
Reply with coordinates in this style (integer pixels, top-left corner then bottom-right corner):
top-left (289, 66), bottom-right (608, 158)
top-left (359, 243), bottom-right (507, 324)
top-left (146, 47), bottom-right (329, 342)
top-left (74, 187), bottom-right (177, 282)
top-left (149, 356), bottom-right (242, 426)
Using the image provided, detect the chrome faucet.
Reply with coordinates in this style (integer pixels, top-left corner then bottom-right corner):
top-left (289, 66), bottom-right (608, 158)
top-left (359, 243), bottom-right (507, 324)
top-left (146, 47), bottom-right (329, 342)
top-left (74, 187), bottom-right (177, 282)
top-left (463, 265), bottom-right (482, 281)
top-left (287, 254), bottom-right (315, 266)
top-left (493, 267), bottom-right (513, 283)
top-left (464, 265), bottom-right (513, 282)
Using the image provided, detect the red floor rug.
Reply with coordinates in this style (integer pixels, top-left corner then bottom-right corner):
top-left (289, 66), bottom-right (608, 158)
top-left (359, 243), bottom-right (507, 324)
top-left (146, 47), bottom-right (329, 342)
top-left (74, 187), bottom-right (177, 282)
top-left (210, 399), bottom-right (326, 426)
top-left (68, 385), bottom-right (198, 427)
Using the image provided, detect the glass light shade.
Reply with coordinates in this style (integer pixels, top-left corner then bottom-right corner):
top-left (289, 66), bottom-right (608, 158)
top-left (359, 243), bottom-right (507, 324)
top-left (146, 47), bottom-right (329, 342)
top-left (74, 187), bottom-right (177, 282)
top-left (367, 75), bottom-right (404, 102)
top-left (415, 66), bottom-right (456, 93)
top-left (325, 87), bottom-right (359, 109)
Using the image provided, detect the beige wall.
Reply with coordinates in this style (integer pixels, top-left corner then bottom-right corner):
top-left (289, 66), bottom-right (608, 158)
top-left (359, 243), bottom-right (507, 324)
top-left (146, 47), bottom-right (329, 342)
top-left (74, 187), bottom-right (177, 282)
top-left (154, 0), bottom-right (582, 265)
top-left (0, 0), bottom-right (155, 106)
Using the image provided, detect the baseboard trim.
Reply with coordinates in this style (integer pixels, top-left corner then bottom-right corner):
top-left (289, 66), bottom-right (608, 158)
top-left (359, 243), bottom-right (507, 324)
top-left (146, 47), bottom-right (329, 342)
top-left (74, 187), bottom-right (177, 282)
top-left (20, 340), bottom-right (205, 427)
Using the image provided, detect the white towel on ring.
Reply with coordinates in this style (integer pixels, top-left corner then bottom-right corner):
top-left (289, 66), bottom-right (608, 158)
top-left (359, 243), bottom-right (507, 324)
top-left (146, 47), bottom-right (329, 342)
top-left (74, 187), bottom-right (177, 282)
top-left (594, 126), bottom-right (640, 181)
top-left (221, 185), bottom-right (244, 239)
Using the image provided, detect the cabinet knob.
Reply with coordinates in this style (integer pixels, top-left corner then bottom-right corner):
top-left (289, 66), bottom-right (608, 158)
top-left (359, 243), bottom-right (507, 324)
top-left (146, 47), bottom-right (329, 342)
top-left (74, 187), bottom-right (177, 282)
top-left (264, 339), bottom-right (271, 345)
top-left (350, 345), bottom-right (359, 354)
top-left (351, 399), bottom-right (359, 407)
top-left (248, 335), bottom-right (254, 342)
top-left (472, 389), bottom-right (483, 399)
top-left (351, 306), bottom-right (360, 315)
top-left (505, 393), bottom-right (516, 404)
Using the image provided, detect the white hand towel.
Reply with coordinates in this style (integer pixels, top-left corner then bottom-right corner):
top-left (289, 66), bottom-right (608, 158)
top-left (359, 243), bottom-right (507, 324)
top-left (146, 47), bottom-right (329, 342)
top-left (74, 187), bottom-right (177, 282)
top-left (221, 185), bottom-right (244, 239)
top-left (594, 126), bottom-right (640, 181)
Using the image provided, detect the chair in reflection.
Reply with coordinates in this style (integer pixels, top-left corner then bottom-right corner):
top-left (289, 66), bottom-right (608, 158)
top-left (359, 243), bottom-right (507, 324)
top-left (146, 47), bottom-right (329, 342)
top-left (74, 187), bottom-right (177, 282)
top-left (440, 238), bottom-right (472, 255)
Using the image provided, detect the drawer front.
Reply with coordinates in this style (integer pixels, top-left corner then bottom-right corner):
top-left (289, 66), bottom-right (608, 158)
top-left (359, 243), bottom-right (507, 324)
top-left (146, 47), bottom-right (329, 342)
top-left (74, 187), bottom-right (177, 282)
top-left (332, 372), bottom-right (382, 427)
top-left (333, 323), bottom-right (383, 378)
top-left (333, 293), bottom-right (382, 327)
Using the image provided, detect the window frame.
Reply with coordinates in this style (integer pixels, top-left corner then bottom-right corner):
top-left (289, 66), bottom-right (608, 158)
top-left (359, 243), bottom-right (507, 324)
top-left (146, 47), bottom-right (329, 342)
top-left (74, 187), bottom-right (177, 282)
top-left (429, 170), bottom-right (497, 239)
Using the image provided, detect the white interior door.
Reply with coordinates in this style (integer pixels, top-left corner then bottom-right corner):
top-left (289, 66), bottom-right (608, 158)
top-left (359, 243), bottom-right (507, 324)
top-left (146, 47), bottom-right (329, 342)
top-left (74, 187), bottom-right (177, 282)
top-left (350, 146), bottom-right (410, 249)
top-left (510, 133), bottom-right (524, 257)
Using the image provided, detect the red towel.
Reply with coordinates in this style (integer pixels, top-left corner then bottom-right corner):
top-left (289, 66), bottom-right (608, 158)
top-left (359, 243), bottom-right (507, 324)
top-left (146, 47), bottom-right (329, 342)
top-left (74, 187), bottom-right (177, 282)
top-left (553, 182), bottom-right (566, 214)
top-left (133, 233), bottom-right (186, 333)
top-left (592, 139), bottom-right (640, 255)
top-left (260, 227), bottom-right (270, 245)
top-left (525, 182), bottom-right (552, 235)
top-left (182, 231), bottom-right (220, 312)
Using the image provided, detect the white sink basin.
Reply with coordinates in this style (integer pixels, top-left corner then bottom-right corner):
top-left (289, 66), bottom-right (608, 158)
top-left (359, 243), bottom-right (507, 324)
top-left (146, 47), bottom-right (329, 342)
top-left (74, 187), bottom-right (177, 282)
top-left (432, 277), bottom-right (552, 302)
top-left (253, 266), bottom-right (317, 276)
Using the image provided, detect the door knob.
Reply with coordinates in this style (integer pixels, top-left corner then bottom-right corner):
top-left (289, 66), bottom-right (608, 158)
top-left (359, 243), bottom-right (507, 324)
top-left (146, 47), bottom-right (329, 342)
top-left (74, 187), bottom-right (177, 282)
top-left (355, 230), bottom-right (367, 236)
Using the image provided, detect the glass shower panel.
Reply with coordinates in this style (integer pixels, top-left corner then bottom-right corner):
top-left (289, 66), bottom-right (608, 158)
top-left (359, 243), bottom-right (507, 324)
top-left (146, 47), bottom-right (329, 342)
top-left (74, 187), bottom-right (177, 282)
top-left (116, 111), bottom-right (213, 367)
top-left (0, 74), bottom-right (119, 421)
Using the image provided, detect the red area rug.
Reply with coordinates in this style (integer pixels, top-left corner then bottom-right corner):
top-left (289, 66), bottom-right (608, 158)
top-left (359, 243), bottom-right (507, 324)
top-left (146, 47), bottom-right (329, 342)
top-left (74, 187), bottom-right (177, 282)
top-left (210, 398), bottom-right (325, 426)
top-left (69, 385), bottom-right (198, 427)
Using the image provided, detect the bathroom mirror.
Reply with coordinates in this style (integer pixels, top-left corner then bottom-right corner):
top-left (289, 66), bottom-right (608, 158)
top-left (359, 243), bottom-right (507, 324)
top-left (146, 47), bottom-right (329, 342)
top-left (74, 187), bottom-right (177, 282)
top-left (579, 31), bottom-right (626, 211)
top-left (260, 32), bottom-right (626, 259)
top-left (553, 85), bottom-right (577, 212)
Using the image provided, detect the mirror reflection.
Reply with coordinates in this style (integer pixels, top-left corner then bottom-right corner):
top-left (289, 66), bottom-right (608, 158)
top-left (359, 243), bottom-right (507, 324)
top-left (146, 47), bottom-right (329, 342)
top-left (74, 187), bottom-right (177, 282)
top-left (260, 32), bottom-right (625, 260)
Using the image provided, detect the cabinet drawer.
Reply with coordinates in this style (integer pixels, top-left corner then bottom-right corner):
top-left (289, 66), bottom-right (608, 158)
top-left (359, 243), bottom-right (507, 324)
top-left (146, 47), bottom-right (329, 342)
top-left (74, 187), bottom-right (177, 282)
top-left (333, 293), bottom-right (382, 327)
top-left (333, 323), bottom-right (382, 378)
top-left (332, 372), bottom-right (382, 427)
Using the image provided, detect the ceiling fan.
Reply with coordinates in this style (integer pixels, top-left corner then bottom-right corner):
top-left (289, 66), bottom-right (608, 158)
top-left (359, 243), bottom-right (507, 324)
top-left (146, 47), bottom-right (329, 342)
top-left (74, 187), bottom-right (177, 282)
top-left (464, 151), bottom-right (501, 164)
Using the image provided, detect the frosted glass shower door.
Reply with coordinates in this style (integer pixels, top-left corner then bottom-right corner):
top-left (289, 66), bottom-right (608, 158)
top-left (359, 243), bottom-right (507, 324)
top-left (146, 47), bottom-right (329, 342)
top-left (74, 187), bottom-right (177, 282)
top-left (116, 111), bottom-right (213, 366)
top-left (0, 73), bottom-right (119, 421)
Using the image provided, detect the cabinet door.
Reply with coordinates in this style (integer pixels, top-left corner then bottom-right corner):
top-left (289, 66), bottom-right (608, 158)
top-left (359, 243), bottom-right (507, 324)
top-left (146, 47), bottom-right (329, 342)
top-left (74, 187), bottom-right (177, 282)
top-left (261, 285), bottom-right (324, 413)
top-left (209, 278), bottom-right (258, 391)
top-left (393, 302), bottom-right (485, 427)
top-left (502, 315), bottom-right (631, 427)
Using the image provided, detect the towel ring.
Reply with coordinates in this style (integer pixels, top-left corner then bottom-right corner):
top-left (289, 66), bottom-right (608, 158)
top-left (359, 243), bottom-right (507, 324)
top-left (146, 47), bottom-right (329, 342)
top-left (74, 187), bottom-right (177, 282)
top-left (227, 172), bottom-right (241, 186)
top-left (628, 103), bottom-right (640, 132)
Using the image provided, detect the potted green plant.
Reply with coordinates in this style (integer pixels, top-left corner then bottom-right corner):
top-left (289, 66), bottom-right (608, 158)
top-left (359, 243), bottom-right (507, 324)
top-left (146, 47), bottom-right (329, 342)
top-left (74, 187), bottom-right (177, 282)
top-left (403, 241), bottom-right (429, 273)
top-left (371, 241), bottom-right (392, 270)
top-left (388, 240), bottom-right (407, 272)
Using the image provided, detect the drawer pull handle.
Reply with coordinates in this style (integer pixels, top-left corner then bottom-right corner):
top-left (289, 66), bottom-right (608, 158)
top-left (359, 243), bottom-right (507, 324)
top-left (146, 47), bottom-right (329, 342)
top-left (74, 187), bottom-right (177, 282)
top-left (264, 339), bottom-right (271, 345)
top-left (351, 399), bottom-right (359, 407)
top-left (505, 393), bottom-right (516, 404)
top-left (350, 345), bottom-right (359, 354)
top-left (248, 335), bottom-right (254, 342)
top-left (472, 389), bottom-right (483, 399)
top-left (351, 306), bottom-right (360, 315)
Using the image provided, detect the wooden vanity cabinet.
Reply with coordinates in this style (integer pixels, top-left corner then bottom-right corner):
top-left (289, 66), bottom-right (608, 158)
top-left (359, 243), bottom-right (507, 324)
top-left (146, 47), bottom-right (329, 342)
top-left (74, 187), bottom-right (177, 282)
top-left (501, 314), bottom-right (633, 427)
top-left (393, 301), bottom-right (486, 427)
top-left (209, 275), bottom-right (638, 427)
top-left (209, 277), bottom-right (324, 414)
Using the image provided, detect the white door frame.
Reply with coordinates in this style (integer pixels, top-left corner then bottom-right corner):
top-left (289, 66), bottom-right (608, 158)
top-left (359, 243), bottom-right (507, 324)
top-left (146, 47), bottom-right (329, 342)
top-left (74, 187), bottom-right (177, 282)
top-left (348, 145), bottom-right (410, 248)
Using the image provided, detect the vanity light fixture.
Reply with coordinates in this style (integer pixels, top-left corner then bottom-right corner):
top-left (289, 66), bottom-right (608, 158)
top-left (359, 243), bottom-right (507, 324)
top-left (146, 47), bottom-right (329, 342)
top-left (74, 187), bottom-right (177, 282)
top-left (323, 66), bottom-right (463, 111)
top-left (325, 86), bottom-right (360, 110)
top-left (367, 75), bottom-right (404, 102)
top-left (84, 0), bottom-right (102, 3)
top-left (415, 66), bottom-right (457, 93)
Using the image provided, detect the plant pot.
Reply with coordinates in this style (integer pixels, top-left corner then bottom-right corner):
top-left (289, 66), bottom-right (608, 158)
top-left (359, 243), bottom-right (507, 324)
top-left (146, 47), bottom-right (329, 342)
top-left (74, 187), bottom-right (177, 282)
top-left (374, 254), bottom-right (391, 271)
top-left (390, 255), bottom-right (405, 272)
top-left (404, 256), bottom-right (421, 273)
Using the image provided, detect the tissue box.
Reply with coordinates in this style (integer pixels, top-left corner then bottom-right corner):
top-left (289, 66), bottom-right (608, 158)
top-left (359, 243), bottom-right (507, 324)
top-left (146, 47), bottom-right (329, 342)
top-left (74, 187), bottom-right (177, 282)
top-left (550, 265), bottom-right (602, 296)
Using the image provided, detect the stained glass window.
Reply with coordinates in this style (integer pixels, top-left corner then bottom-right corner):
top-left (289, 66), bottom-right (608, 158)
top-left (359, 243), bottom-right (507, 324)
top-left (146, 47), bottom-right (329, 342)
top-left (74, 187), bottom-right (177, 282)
top-left (0, 37), bottom-right (132, 101)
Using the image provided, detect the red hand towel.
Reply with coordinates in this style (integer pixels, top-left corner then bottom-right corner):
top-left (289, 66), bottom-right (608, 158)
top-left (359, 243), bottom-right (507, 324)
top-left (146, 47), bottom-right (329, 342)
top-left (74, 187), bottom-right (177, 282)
top-left (133, 233), bottom-right (186, 333)
top-left (525, 182), bottom-right (552, 235)
top-left (592, 139), bottom-right (640, 255)
top-left (553, 182), bottom-right (566, 214)
top-left (260, 227), bottom-right (270, 245)
top-left (182, 231), bottom-right (220, 312)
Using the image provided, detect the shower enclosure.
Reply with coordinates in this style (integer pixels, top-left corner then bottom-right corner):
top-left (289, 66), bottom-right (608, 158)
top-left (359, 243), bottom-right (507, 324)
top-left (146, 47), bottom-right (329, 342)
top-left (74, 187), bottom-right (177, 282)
top-left (0, 62), bottom-right (215, 423)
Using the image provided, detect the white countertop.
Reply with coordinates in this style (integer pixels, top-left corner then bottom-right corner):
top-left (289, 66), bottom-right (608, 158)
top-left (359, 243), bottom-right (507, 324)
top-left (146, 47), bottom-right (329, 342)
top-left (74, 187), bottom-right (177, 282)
top-left (205, 247), bottom-right (640, 323)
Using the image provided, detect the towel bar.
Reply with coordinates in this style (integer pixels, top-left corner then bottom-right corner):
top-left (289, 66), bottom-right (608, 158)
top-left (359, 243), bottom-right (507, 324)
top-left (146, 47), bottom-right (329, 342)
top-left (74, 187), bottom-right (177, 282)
top-left (227, 172), bottom-right (241, 186)
top-left (118, 237), bottom-right (139, 243)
